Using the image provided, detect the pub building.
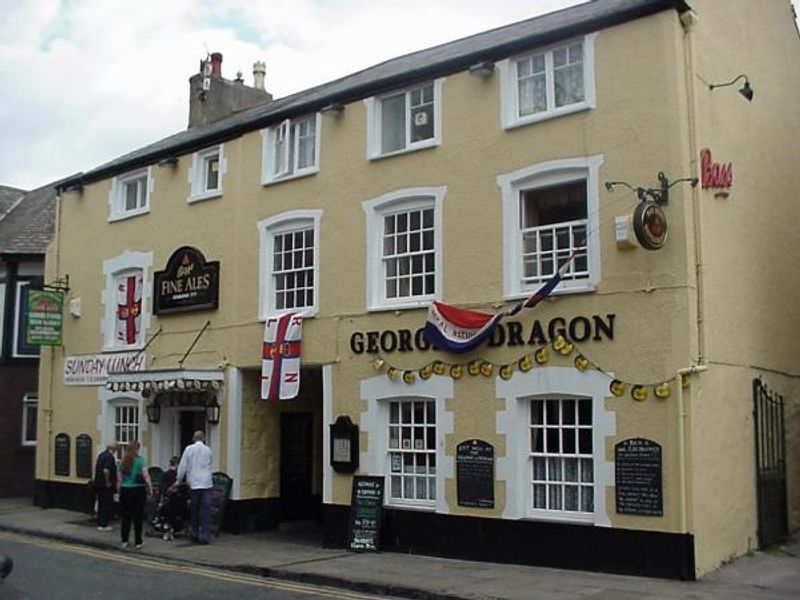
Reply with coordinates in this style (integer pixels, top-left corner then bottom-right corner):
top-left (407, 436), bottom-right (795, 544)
top-left (37, 0), bottom-right (798, 580)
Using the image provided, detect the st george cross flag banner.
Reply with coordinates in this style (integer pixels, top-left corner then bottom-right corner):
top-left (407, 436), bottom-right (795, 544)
top-left (116, 273), bottom-right (143, 345)
top-left (261, 312), bottom-right (303, 401)
top-left (424, 254), bottom-right (575, 354)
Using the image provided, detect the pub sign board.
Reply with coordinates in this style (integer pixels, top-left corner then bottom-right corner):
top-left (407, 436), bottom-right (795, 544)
top-left (26, 289), bottom-right (63, 346)
top-left (154, 246), bottom-right (219, 315)
top-left (456, 439), bottom-right (495, 509)
top-left (615, 437), bottom-right (663, 516)
top-left (348, 476), bottom-right (384, 552)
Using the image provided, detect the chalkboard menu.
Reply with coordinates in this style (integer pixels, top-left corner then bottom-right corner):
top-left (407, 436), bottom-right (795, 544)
top-left (615, 438), bottom-right (663, 516)
top-left (75, 434), bottom-right (93, 479)
top-left (457, 439), bottom-right (495, 508)
top-left (348, 476), bottom-right (384, 552)
top-left (210, 472), bottom-right (232, 535)
top-left (54, 433), bottom-right (70, 477)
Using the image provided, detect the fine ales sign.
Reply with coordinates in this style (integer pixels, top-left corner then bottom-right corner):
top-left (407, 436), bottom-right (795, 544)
top-left (154, 246), bottom-right (219, 315)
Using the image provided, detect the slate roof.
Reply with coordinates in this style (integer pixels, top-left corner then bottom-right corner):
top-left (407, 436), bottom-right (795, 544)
top-left (0, 183), bottom-right (57, 255)
top-left (0, 185), bottom-right (26, 220)
top-left (58, 0), bottom-right (689, 191)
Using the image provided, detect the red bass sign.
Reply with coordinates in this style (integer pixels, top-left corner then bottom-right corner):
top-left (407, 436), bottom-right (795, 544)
top-left (700, 148), bottom-right (733, 198)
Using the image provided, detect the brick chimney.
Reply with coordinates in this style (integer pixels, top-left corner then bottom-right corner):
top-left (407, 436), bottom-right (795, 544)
top-left (187, 52), bottom-right (273, 129)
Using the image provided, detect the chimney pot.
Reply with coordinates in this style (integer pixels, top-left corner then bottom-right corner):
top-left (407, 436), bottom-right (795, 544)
top-left (210, 52), bottom-right (223, 77)
top-left (253, 61), bottom-right (266, 90)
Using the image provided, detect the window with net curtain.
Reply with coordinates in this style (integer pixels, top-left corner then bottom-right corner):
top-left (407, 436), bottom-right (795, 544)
top-left (516, 40), bottom-right (584, 117)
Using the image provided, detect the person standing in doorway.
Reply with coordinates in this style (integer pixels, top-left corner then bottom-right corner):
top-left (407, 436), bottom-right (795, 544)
top-left (117, 440), bottom-right (153, 549)
top-left (174, 430), bottom-right (213, 544)
top-left (93, 441), bottom-right (118, 531)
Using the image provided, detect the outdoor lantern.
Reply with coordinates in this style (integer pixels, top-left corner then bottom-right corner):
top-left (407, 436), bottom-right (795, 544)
top-left (205, 395), bottom-right (221, 425)
top-left (145, 398), bottom-right (161, 424)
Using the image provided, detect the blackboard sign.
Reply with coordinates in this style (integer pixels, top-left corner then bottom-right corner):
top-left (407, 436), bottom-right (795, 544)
top-left (615, 438), bottom-right (663, 516)
top-left (75, 434), bottom-right (93, 479)
top-left (348, 476), bottom-right (384, 552)
top-left (457, 439), bottom-right (495, 508)
top-left (54, 433), bottom-right (70, 477)
top-left (210, 472), bottom-right (232, 536)
top-left (153, 246), bottom-right (220, 315)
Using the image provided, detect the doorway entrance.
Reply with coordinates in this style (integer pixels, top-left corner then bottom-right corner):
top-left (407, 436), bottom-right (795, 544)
top-left (280, 412), bottom-right (318, 521)
top-left (179, 410), bottom-right (207, 456)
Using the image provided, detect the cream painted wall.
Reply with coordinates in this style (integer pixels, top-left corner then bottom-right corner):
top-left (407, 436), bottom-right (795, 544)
top-left (38, 4), bottom-right (800, 578)
top-left (677, 0), bottom-right (800, 575)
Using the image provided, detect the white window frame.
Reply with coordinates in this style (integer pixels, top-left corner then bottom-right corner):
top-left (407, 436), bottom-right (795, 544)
top-left (529, 396), bottom-right (595, 520)
top-left (257, 210), bottom-right (322, 320)
top-left (112, 400), bottom-right (140, 458)
top-left (359, 373), bottom-right (454, 513)
top-left (108, 167), bottom-right (152, 222)
top-left (498, 34), bottom-right (596, 130)
top-left (365, 78), bottom-right (444, 160)
top-left (188, 144), bottom-right (226, 203)
top-left (261, 113), bottom-right (321, 185)
top-left (21, 394), bottom-right (38, 446)
top-left (12, 280), bottom-right (38, 358)
top-left (362, 187), bottom-right (445, 312)
top-left (497, 156), bottom-right (603, 300)
top-left (496, 366), bottom-right (615, 526)
top-left (101, 251), bottom-right (153, 351)
top-left (387, 397), bottom-right (438, 507)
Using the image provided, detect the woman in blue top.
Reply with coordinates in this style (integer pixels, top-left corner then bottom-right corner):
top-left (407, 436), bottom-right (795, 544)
top-left (117, 441), bottom-right (153, 549)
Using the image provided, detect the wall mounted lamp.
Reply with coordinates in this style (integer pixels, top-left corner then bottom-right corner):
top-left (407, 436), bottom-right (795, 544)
top-left (321, 102), bottom-right (345, 115)
top-left (205, 395), bottom-right (220, 425)
top-left (605, 171), bottom-right (698, 205)
top-left (145, 397), bottom-right (161, 424)
top-left (709, 74), bottom-right (753, 102)
top-left (468, 61), bottom-right (495, 76)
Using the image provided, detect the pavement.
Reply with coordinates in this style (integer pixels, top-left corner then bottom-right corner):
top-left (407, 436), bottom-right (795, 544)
top-left (0, 497), bottom-right (797, 600)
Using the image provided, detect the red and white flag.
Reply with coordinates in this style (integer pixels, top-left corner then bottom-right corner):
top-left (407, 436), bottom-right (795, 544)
top-left (116, 273), bottom-right (143, 345)
top-left (261, 312), bottom-right (303, 401)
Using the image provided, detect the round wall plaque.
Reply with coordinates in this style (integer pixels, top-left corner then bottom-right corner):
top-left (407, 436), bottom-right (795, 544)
top-left (633, 202), bottom-right (668, 250)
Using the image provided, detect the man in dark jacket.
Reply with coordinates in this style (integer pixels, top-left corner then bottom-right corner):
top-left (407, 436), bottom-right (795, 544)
top-left (94, 442), bottom-right (118, 530)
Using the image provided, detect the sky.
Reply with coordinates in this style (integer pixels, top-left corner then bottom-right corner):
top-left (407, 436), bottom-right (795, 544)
top-left (1, 0), bottom-right (798, 191)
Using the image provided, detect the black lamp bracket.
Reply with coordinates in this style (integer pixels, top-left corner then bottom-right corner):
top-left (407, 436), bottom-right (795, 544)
top-left (605, 172), bottom-right (698, 205)
top-left (41, 275), bottom-right (70, 293)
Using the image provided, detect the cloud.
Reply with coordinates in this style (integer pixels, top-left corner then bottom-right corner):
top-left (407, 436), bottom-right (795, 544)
top-left (0, 0), bottom-right (582, 189)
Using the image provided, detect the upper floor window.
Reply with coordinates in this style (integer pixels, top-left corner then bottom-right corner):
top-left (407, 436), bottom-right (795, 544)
top-left (22, 394), bottom-right (38, 446)
top-left (109, 168), bottom-right (152, 221)
top-left (258, 210), bottom-right (322, 319)
top-left (12, 280), bottom-right (39, 358)
top-left (497, 156), bottom-right (602, 299)
top-left (101, 251), bottom-right (153, 351)
top-left (365, 79), bottom-right (443, 159)
top-left (188, 145), bottom-right (226, 202)
top-left (499, 35), bottom-right (596, 129)
top-left (363, 187), bottom-right (445, 311)
top-left (261, 114), bottom-right (321, 184)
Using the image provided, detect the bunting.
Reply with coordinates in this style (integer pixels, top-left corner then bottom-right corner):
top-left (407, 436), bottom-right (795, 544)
top-left (424, 253), bottom-right (576, 354)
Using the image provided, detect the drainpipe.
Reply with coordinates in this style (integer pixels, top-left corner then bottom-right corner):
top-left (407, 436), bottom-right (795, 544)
top-left (676, 364), bottom-right (707, 534)
top-left (680, 10), bottom-right (706, 365)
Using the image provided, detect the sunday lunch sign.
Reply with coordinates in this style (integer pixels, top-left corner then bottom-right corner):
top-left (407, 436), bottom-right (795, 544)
top-left (64, 352), bottom-right (146, 385)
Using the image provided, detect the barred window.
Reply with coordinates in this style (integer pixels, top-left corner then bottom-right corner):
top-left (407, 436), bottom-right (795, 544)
top-left (530, 398), bottom-right (593, 514)
top-left (388, 398), bottom-right (436, 505)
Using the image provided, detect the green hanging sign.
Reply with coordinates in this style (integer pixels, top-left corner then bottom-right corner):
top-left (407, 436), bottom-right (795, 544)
top-left (26, 289), bottom-right (64, 346)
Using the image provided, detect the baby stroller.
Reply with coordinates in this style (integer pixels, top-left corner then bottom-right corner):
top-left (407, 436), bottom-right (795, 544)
top-left (152, 483), bottom-right (190, 540)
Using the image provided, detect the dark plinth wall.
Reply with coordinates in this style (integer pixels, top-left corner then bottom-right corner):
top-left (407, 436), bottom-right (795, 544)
top-left (0, 365), bottom-right (38, 498)
top-left (323, 504), bottom-right (696, 581)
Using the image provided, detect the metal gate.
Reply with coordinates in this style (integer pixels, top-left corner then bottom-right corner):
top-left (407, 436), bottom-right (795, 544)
top-left (752, 377), bottom-right (788, 548)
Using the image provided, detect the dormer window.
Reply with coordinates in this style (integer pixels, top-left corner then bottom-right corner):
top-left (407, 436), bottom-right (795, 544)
top-left (261, 114), bottom-right (321, 184)
top-left (109, 168), bottom-right (152, 222)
